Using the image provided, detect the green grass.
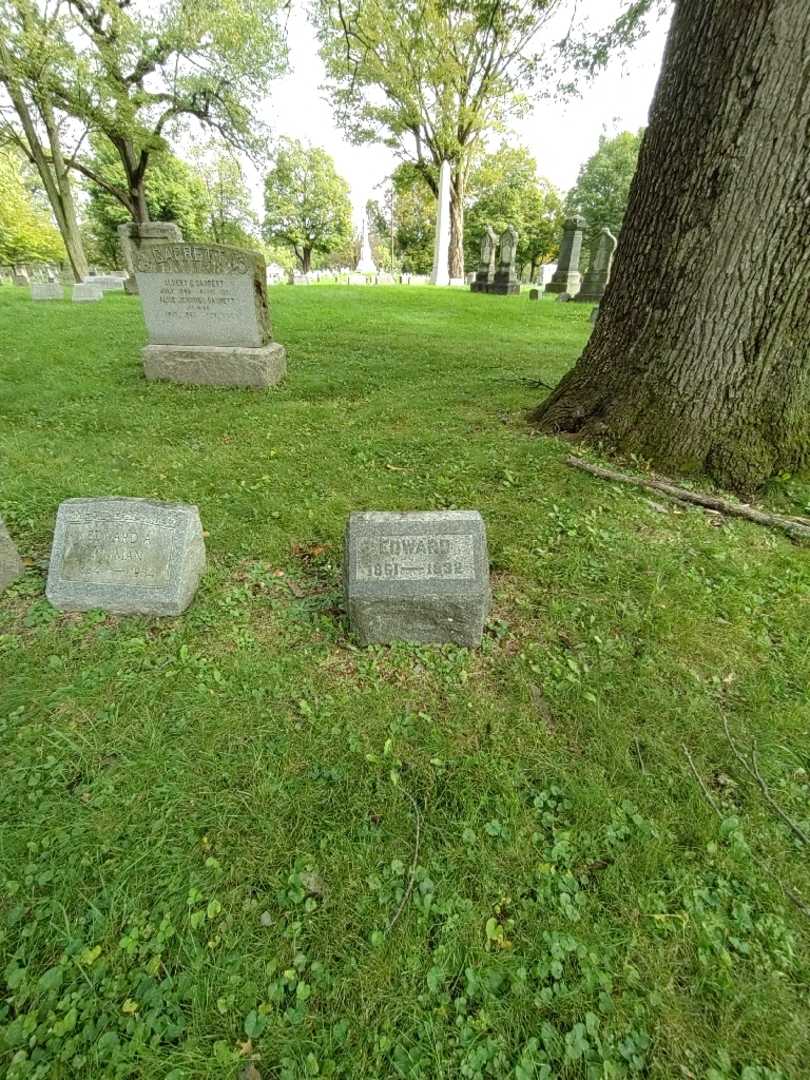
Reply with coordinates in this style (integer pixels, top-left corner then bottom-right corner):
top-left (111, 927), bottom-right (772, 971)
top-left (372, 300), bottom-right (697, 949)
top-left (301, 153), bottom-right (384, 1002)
top-left (1, 283), bottom-right (809, 1080)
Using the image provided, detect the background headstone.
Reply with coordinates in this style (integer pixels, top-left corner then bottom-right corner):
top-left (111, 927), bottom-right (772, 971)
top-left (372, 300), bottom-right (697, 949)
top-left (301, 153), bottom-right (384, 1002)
top-left (472, 225), bottom-right (497, 293)
top-left (0, 517), bottom-right (24, 593)
top-left (82, 274), bottom-right (124, 293)
top-left (118, 221), bottom-right (183, 294)
top-left (430, 161), bottom-right (452, 286)
top-left (529, 288), bottom-right (540, 300)
top-left (136, 242), bottom-right (286, 388)
top-left (574, 228), bottom-right (618, 303)
top-left (356, 212), bottom-right (377, 273)
top-left (546, 216), bottom-right (585, 296)
top-left (72, 284), bottom-right (103, 302)
top-left (345, 510), bottom-right (490, 647)
top-left (31, 283), bottom-right (64, 301)
top-left (489, 226), bottom-right (520, 295)
top-left (12, 267), bottom-right (30, 287)
top-left (46, 497), bottom-right (206, 615)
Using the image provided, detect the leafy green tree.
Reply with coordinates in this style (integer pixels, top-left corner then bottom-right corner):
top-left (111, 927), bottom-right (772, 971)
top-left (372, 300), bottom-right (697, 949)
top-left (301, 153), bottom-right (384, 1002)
top-left (565, 130), bottom-right (643, 258)
top-left (465, 144), bottom-right (563, 278)
top-left (314, 1), bottom-right (659, 279)
top-left (188, 143), bottom-right (258, 249)
top-left (0, 144), bottom-right (64, 264)
top-left (1, 0), bottom-right (287, 222)
top-left (0, 2), bottom-right (88, 278)
top-left (366, 164), bottom-right (435, 274)
top-left (263, 139), bottom-right (353, 272)
top-left (83, 140), bottom-right (208, 266)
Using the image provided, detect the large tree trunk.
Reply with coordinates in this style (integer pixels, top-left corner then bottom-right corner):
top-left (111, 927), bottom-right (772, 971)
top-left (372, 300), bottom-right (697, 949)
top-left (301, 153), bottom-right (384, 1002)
top-left (448, 169), bottom-right (465, 279)
top-left (532, 0), bottom-right (810, 493)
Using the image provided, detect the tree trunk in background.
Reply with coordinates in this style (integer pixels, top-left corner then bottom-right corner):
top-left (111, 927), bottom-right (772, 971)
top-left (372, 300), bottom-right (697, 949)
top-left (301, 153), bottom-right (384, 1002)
top-left (38, 96), bottom-right (88, 280)
top-left (448, 169), bottom-right (465, 279)
top-left (2, 76), bottom-right (88, 279)
top-left (532, 0), bottom-right (810, 493)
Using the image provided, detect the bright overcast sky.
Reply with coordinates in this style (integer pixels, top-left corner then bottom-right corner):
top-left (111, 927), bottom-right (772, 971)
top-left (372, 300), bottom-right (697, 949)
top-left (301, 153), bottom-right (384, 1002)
top-left (250, 1), bottom-right (672, 225)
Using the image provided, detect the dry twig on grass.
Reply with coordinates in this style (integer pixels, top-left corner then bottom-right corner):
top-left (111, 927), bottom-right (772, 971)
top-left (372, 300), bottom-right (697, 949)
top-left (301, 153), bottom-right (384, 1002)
top-left (386, 789), bottom-right (421, 934)
top-left (565, 457), bottom-right (810, 542)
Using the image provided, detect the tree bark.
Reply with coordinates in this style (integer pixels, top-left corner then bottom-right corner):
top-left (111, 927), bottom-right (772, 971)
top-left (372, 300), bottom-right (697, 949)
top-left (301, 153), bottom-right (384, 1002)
top-left (449, 168), bottom-right (465, 279)
top-left (532, 0), bottom-right (810, 493)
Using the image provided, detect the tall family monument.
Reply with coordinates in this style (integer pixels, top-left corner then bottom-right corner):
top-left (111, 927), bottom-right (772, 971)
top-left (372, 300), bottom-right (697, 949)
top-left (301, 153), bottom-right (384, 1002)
top-left (546, 216), bottom-right (586, 296)
top-left (135, 242), bottom-right (286, 388)
top-left (471, 226), bottom-right (497, 292)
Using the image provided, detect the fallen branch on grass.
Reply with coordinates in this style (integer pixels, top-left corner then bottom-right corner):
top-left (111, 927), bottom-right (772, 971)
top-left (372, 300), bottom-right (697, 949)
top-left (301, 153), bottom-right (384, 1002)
top-left (722, 716), bottom-right (809, 847)
top-left (565, 457), bottom-right (810, 542)
top-left (386, 789), bottom-right (421, 934)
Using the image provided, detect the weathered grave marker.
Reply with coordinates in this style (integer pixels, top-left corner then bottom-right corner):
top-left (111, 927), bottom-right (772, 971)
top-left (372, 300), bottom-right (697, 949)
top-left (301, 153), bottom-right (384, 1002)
top-left (46, 497), bottom-right (206, 615)
top-left (135, 242), bottom-right (286, 388)
top-left (344, 510), bottom-right (490, 647)
top-left (489, 226), bottom-right (520, 295)
top-left (0, 518), bottom-right (24, 593)
top-left (31, 283), bottom-right (63, 301)
top-left (471, 225), bottom-right (497, 293)
top-left (72, 284), bottom-right (103, 302)
top-left (574, 228), bottom-right (618, 303)
top-left (546, 216), bottom-right (585, 296)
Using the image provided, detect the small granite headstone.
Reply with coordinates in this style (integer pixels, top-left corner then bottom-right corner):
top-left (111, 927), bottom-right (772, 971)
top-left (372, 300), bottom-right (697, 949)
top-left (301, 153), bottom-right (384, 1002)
top-left (73, 284), bottom-right (103, 302)
top-left (135, 242), bottom-right (286, 388)
top-left (13, 268), bottom-right (30, 287)
top-left (0, 517), bottom-right (24, 593)
top-left (556, 293), bottom-right (571, 303)
top-left (46, 497), bottom-right (206, 615)
top-left (529, 288), bottom-right (539, 301)
top-left (31, 283), bottom-right (63, 301)
top-left (344, 510), bottom-right (490, 647)
top-left (84, 275), bottom-right (124, 293)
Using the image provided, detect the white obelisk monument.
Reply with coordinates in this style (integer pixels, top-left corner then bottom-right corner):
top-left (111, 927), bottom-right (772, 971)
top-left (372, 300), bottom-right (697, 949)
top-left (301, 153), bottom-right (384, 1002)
top-left (430, 161), bottom-right (451, 286)
top-left (356, 212), bottom-right (377, 273)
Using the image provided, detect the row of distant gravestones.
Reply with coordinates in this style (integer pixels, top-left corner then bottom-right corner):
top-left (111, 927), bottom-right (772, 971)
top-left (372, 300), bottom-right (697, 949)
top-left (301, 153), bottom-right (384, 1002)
top-left (0, 502), bottom-right (491, 648)
top-left (1, 232), bottom-right (500, 646)
top-left (470, 218), bottom-right (618, 304)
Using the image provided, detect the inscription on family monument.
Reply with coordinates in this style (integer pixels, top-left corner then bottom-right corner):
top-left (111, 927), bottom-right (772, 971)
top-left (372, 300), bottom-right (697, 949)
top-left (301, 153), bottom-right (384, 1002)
top-left (345, 511), bottom-right (490, 647)
top-left (46, 497), bottom-right (206, 615)
top-left (135, 243), bottom-right (286, 387)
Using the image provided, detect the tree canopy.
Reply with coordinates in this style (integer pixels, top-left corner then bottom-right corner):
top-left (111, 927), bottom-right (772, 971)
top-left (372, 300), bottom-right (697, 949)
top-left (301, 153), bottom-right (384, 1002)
top-left (82, 140), bottom-right (209, 266)
top-left (0, 0), bottom-right (288, 222)
top-left (0, 144), bottom-right (64, 264)
top-left (465, 144), bottom-right (563, 277)
top-left (565, 130), bottom-right (643, 257)
top-left (263, 139), bottom-right (353, 273)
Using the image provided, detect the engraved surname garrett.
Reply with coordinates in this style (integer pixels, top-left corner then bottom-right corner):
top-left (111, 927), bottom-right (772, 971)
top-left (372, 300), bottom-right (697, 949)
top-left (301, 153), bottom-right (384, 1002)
top-left (61, 515), bottom-right (175, 587)
top-left (356, 534), bottom-right (475, 581)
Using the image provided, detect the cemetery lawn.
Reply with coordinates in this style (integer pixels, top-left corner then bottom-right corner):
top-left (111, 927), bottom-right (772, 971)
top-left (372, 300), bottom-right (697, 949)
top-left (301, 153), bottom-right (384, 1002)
top-left (2, 283), bottom-right (810, 1080)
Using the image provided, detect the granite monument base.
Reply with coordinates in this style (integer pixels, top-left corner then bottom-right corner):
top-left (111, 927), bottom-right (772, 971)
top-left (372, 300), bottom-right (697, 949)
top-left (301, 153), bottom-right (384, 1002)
top-left (142, 342), bottom-right (287, 389)
top-left (546, 272), bottom-right (581, 296)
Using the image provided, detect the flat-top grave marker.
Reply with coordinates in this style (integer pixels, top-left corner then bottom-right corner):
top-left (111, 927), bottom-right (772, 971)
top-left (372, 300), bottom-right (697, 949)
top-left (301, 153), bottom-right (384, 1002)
top-left (31, 283), bottom-right (63, 301)
top-left (46, 497), bottom-right (206, 615)
top-left (135, 242), bottom-right (286, 388)
top-left (0, 517), bottom-right (24, 593)
top-left (345, 510), bottom-right (490, 647)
